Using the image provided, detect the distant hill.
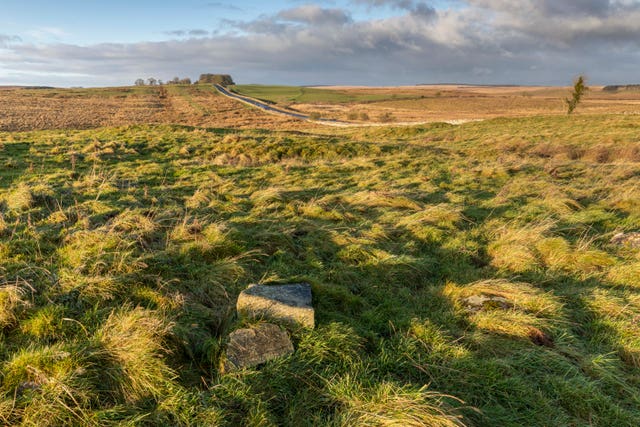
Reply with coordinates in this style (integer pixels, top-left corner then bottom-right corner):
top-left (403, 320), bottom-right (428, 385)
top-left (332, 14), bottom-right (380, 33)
top-left (602, 84), bottom-right (640, 92)
top-left (0, 85), bottom-right (55, 90)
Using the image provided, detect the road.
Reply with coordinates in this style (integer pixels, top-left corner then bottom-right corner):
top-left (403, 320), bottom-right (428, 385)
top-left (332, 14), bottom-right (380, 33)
top-left (214, 84), bottom-right (313, 121)
top-left (214, 84), bottom-right (480, 127)
top-left (214, 84), bottom-right (350, 125)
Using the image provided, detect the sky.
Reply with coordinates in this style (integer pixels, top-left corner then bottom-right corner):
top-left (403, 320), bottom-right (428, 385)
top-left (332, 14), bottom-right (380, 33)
top-left (1, 0), bottom-right (640, 87)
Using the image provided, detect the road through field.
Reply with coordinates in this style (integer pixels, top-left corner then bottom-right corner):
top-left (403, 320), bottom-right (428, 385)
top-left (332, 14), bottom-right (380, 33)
top-left (214, 84), bottom-right (311, 120)
top-left (214, 84), bottom-right (479, 127)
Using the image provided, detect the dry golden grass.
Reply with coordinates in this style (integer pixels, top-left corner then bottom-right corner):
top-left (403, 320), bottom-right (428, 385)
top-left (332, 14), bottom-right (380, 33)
top-left (5, 83), bottom-right (640, 131)
top-left (0, 85), bottom-right (309, 132)
top-left (299, 85), bottom-right (640, 122)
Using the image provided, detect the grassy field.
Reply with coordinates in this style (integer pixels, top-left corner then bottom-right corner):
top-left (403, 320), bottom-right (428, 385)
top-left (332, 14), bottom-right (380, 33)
top-left (231, 84), bottom-right (640, 123)
top-left (230, 85), bottom-right (419, 105)
top-left (1, 110), bottom-right (639, 425)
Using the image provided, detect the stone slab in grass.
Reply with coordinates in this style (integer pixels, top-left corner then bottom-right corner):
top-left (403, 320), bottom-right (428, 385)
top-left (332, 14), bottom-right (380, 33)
top-left (463, 294), bottom-right (512, 312)
top-left (237, 283), bottom-right (314, 329)
top-left (611, 232), bottom-right (640, 249)
top-left (222, 323), bottom-right (294, 373)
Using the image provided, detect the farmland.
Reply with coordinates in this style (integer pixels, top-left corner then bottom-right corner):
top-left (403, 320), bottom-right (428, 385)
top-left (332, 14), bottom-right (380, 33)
top-left (0, 85), bottom-right (304, 132)
top-left (233, 84), bottom-right (640, 123)
top-left (0, 84), bottom-right (640, 426)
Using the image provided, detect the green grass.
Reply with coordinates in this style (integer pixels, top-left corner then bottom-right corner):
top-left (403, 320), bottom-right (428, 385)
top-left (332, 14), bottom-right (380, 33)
top-left (0, 114), bottom-right (639, 425)
top-left (231, 85), bottom-right (417, 105)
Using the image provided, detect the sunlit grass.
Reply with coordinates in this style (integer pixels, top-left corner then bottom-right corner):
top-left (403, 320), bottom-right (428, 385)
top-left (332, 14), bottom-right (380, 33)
top-left (0, 114), bottom-right (639, 425)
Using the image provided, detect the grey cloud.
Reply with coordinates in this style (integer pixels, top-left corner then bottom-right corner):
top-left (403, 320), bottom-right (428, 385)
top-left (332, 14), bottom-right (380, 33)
top-left (2, 2), bottom-right (640, 87)
top-left (352, 0), bottom-right (436, 17)
top-left (164, 30), bottom-right (186, 36)
top-left (203, 2), bottom-right (243, 11)
top-left (277, 5), bottom-right (352, 26)
top-left (189, 29), bottom-right (210, 36)
top-left (0, 34), bottom-right (22, 47)
top-left (466, 0), bottom-right (640, 45)
top-left (470, 0), bottom-right (622, 17)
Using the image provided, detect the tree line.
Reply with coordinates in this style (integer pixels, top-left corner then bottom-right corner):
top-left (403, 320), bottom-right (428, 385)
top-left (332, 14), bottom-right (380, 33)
top-left (134, 74), bottom-right (235, 87)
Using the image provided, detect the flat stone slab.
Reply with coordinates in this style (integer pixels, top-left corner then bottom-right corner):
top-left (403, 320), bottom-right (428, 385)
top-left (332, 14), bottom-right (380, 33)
top-left (463, 294), bottom-right (512, 313)
top-left (610, 232), bottom-right (640, 249)
top-left (222, 323), bottom-right (294, 373)
top-left (237, 283), bottom-right (314, 329)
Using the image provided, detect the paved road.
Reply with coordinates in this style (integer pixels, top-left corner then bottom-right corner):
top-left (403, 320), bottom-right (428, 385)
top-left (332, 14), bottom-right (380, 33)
top-left (214, 84), bottom-right (342, 123)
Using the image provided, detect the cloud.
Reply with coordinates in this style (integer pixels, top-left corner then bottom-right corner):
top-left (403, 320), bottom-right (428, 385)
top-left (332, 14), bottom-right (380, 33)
top-left (466, 0), bottom-right (640, 46)
top-left (164, 29), bottom-right (210, 37)
top-left (0, 34), bottom-right (22, 47)
top-left (352, 0), bottom-right (436, 17)
top-left (277, 5), bottom-right (353, 26)
top-left (25, 27), bottom-right (69, 41)
top-left (164, 30), bottom-right (186, 37)
top-left (2, 2), bottom-right (640, 86)
top-left (203, 2), bottom-right (243, 11)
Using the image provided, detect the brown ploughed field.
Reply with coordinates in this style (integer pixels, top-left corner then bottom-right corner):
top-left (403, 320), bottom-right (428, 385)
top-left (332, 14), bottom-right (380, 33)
top-left (0, 84), bottom-right (304, 132)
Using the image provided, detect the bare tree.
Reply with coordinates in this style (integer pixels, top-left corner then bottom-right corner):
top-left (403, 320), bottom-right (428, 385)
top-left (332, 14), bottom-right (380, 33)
top-left (147, 77), bottom-right (157, 86)
top-left (134, 78), bottom-right (145, 86)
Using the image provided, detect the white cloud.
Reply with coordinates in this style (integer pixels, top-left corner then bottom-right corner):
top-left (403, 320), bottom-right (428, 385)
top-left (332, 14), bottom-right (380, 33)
top-left (2, 2), bottom-right (640, 86)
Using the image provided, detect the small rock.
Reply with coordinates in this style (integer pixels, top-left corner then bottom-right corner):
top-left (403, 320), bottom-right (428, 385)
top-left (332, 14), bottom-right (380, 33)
top-left (463, 294), bottom-right (512, 312)
top-left (222, 323), bottom-right (294, 373)
top-left (610, 232), bottom-right (640, 249)
top-left (237, 283), bottom-right (314, 329)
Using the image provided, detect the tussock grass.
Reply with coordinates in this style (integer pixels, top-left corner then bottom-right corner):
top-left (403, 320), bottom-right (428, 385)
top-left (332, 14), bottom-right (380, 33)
top-left (607, 262), bottom-right (640, 287)
top-left (0, 284), bottom-right (31, 329)
top-left (58, 229), bottom-right (144, 276)
top-left (5, 183), bottom-right (33, 211)
top-left (445, 279), bottom-right (563, 342)
top-left (345, 190), bottom-right (423, 210)
top-left (1, 115), bottom-right (639, 425)
top-left (328, 378), bottom-right (467, 427)
top-left (93, 306), bottom-right (174, 403)
top-left (486, 220), bottom-right (554, 273)
top-left (536, 237), bottom-right (616, 276)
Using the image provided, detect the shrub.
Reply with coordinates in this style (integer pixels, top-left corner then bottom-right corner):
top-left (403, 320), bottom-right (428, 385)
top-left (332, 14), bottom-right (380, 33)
top-left (566, 75), bottom-right (588, 115)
